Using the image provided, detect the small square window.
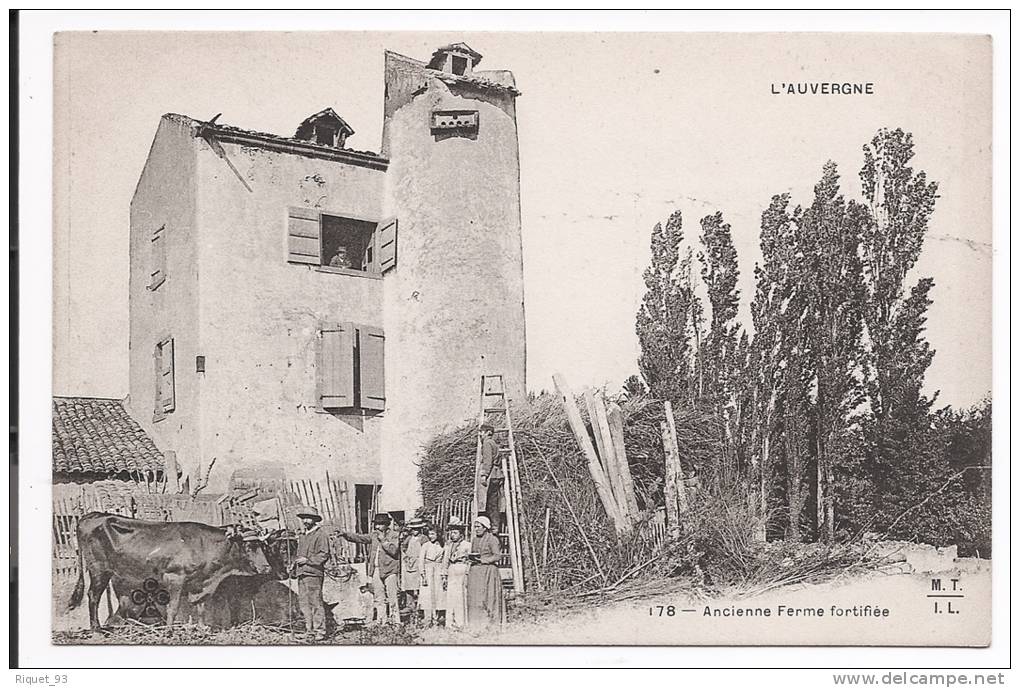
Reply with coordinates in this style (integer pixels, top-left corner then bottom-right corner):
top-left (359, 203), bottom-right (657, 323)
top-left (451, 55), bottom-right (468, 76)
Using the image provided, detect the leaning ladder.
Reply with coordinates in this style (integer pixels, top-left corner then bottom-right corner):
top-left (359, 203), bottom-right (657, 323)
top-left (472, 374), bottom-right (526, 594)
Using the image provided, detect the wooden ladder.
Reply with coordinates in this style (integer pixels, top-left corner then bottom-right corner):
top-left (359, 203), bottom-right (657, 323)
top-left (472, 374), bottom-right (526, 594)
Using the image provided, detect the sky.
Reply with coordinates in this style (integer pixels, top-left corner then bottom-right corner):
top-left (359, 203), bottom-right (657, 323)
top-left (53, 31), bottom-right (992, 409)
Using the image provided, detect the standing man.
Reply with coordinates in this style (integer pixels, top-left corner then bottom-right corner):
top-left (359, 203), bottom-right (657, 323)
top-left (339, 513), bottom-right (401, 625)
top-left (294, 505), bottom-right (331, 640)
top-left (476, 423), bottom-right (505, 535)
top-left (401, 517), bottom-right (426, 624)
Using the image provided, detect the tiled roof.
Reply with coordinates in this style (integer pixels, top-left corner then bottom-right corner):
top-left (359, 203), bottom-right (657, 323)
top-left (426, 69), bottom-right (521, 96)
top-left (53, 397), bottom-right (165, 476)
top-left (164, 113), bottom-right (388, 170)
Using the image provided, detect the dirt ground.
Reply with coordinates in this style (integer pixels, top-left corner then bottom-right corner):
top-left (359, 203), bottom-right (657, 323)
top-left (53, 556), bottom-right (991, 647)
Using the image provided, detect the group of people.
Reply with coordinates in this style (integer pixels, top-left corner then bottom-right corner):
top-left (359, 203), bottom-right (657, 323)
top-left (292, 508), bottom-right (506, 638)
top-left (289, 421), bottom-right (509, 639)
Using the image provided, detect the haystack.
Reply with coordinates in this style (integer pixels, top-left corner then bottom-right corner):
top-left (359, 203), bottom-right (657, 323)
top-left (418, 392), bottom-right (719, 592)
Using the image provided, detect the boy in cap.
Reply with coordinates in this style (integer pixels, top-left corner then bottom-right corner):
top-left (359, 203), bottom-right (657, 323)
top-left (294, 505), bottom-right (331, 639)
top-left (340, 513), bottom-right (401, 625)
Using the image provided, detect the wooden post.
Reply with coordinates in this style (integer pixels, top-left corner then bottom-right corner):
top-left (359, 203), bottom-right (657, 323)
top-left (553, 373), bottom-right (626, 533)
top-left (541, 507), bottom-right (551, 569)
top-left (663, 401), bottom-right (689, 513)
top-left (583, 388), bottom-right (609, 471)
top-left (164, 448), bottom-right (180, 493)
top-left (607, 401), bottom-right (641, 519)
top-left (591, 390), bottom-right (631, 526)
top-left (660, 422), bottom-right (681, 530)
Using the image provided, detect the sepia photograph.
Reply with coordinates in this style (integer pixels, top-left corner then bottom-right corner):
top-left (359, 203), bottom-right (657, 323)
top-left (28, 17), bottom-right (1000, 660)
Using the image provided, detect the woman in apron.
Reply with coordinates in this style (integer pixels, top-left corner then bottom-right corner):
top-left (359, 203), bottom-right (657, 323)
top-left (466, 515), bottom-right (505, 629)
top-left (418, 524), bottom-right (446, 626)
top-left (442, 516), bottom-right (471, 629)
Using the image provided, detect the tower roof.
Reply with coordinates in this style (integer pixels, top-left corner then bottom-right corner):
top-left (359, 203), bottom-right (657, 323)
top-left (427, 42), bottom-right (483, 70)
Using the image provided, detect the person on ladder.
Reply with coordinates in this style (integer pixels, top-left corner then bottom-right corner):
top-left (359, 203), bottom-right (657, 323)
top-left (476, 423), bottom-right (505, 535)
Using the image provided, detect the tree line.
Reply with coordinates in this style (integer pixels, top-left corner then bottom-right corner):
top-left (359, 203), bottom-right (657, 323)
top-left (632, 128), bottom-right (991, 554)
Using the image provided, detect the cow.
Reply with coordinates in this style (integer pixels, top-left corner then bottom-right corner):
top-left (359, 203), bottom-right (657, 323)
top-left (68, 512), bottom-right (291, 629)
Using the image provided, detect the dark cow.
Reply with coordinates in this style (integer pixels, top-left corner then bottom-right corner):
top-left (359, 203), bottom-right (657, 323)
top-left (68, 512), bottom-right (289, 629)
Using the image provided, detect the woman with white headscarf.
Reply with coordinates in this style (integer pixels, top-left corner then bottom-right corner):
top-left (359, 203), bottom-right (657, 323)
top-left (466, 515), bottom-right (505, 629)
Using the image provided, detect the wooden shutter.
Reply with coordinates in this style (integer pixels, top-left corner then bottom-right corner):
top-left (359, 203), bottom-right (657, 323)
top-left (376, 218), bottom-right (397, 273)
top-left (318, 322), bottom-right (355, 409)
top-left (358, 325), bottom-right (386, 411)
top-left (149, 225), bottom-right (167, 290)
top-left (160, 338), bottom-right (176, 413)
top-left (153, 343), bottom-right (164, 420)
top-left (287, 207), bottom-right (321, 265)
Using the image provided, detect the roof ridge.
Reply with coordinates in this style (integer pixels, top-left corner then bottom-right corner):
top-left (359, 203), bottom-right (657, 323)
top-left (54, 395), bottom-right (127, 402)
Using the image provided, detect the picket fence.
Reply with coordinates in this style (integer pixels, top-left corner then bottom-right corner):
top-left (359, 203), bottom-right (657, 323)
top-left (52, 477), bottom-right (380, 579)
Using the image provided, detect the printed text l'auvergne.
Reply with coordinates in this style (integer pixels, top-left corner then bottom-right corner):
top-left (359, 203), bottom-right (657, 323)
top-left (772, 82), bottom-right (875, 95)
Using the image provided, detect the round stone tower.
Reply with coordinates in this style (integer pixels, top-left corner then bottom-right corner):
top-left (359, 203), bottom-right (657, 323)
top-left (380, 44), bottom-right (527, 510)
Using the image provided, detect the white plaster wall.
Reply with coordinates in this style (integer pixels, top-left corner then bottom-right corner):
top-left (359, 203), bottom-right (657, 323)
top-left (127, 116), bottom-right (201, 472)
top-left (194, 139), bottom-right (387, 490)
top-left (381, 78), bottom-right (528, 510)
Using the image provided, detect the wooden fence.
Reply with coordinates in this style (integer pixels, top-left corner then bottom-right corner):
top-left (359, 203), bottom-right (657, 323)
top-left (52, 477), bottom-right (380, 579)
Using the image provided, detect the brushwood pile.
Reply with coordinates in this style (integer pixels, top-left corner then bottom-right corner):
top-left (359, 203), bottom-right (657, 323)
top-left (418, 392), bottom-right (720, 592)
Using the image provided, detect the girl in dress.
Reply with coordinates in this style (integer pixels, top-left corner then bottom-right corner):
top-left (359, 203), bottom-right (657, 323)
top-left (441, 516), bottom-right (471, 629)
top-left (418, 525), bottom-right (446, 626)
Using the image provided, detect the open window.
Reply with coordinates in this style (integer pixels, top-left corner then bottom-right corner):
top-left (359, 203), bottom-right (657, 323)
top-left (321, 215), bottom-right (376, 271)
top-left (287, 207), bottom-right (397, 275)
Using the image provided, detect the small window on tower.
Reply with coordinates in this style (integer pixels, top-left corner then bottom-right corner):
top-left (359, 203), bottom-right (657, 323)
top-left (451, 55), bottom-right (468, 76)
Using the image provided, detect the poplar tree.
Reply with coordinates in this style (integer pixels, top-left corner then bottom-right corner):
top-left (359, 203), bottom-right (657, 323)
top-left (636, 211), bottom-right (702, 405)
top-left (857, 128), bottom-right (941, 531)
top-left (748, 195), bottom-right (813, 539)
top-left (697, 212), bottom-right (744, 478)
top-left (795, 162), bottom-right (867, 542)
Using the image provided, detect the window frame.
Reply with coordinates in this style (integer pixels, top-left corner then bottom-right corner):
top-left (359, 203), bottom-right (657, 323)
top-left (315, 321), bottom-right (386, 416)
top-left (287, 206), bottom-right (395, 279)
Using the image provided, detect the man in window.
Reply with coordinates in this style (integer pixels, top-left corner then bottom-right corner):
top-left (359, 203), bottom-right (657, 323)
top-left (329, 245), bottom-right (352, 269)
top-left (476, 423), bottom-right (504, 535)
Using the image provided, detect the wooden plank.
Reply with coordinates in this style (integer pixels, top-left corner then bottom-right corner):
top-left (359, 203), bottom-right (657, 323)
top-left (552, 373), bottom-right (626, 533)
top-left (593, 391), bottom-right (632, 528)
top-left (583, 388), bottom-right (610, 472)
top-left (663, 401), bottom-right (689, 513)
top-left (660, 422), bottom-right (681, 530)
top-left (541, 507), bottom-right (551, 569)
top-left (607, 401), bottom-right (642, 519)
top-left (324, 477), bottom-right (338, 527)
top-left (315, 482), bottom-right (331, 522)
top-left (500, 448), bottom-right (524, 593)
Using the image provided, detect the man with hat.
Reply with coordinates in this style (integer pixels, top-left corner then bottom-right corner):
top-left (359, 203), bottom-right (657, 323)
top-left (294, 505), bottom-right (331, 639)
top-left (400, 517), bottom-right (427, 624)
top-left (339, 513), bottom-right (401, 625)
top-left (476, 423), bottom-right (505, 535)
